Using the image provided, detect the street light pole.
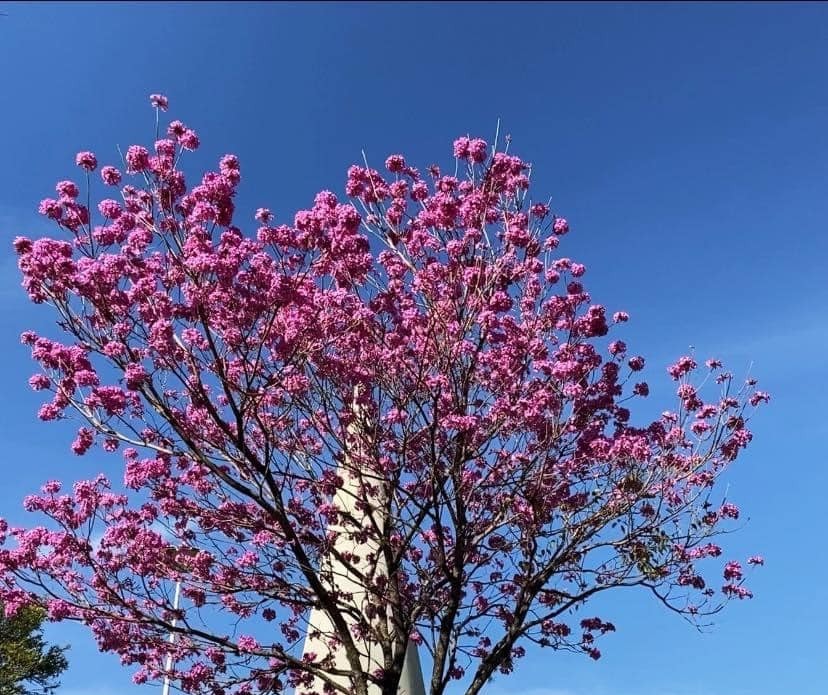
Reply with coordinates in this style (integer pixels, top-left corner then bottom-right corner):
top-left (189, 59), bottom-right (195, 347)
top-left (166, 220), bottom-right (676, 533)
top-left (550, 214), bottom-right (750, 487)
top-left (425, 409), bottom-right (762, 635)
top-left (161, 579), bottom-right (182, 695)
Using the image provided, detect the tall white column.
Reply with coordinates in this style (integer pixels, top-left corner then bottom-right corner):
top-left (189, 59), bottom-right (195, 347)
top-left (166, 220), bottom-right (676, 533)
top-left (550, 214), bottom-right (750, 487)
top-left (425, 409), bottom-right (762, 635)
top-left (299, 395), bottom-right (425, 695)
top-left (397, 640), bottom-right (426, 695)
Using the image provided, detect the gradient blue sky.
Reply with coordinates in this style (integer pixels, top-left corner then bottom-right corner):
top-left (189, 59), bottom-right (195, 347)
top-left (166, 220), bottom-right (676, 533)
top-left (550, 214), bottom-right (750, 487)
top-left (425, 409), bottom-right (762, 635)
top-left (0, 3), bottom-right (826, 695)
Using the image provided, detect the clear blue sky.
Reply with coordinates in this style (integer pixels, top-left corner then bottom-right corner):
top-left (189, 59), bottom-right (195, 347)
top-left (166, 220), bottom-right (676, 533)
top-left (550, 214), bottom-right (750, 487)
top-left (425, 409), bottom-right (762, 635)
top-left (0, 3), bottom-right (826, 695)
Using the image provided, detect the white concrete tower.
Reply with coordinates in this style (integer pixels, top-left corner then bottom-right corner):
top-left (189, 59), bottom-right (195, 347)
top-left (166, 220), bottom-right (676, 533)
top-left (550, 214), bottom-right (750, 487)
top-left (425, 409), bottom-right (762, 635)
top-left (299, 393), bottom-right (425, 695)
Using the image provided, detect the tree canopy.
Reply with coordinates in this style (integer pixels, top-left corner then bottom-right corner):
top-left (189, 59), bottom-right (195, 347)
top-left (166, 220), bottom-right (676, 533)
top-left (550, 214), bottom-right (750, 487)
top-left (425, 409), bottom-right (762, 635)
top-left (0, 94), bottom-right (766, 695)
top-left (0, 605), bottom-right (67, 695)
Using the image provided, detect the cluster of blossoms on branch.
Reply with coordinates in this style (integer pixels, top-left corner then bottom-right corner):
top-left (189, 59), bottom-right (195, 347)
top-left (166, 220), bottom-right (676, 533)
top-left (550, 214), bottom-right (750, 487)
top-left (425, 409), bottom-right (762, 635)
top-left (0, 94), bottom-right (766, 695)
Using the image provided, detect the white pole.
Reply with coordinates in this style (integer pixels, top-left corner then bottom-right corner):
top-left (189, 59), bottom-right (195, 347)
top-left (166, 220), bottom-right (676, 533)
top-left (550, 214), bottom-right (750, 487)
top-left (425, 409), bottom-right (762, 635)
top-left (300, 391), bottom-right (425, 695)
top-left (161, 579), bottom-right (182, 695)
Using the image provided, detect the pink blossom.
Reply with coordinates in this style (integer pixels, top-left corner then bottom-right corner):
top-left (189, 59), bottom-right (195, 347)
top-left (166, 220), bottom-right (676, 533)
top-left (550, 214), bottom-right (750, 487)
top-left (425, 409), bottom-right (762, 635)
top-left (75, 151), bottom-right (98, 171)
top-left (55, 180), bottom-right (79, 199)
top-left (40, 480), bottom-right (61, 494)
top-left (628, 355), bottom-right (645, 371)
top-left (167, 119), bottom-right (186, 137)
top-left (71, 428), bottom-right (94, 455)
top-left (453, 137), bottom-right (470, 159)
top-left (91, 386), bottom-right (128, 414)
top-left (469, 138), bottom-right (488, 163)
top-left (722, 584), bottom-right (753, 599)
top-left (149, 93), bottom-right (169, 111)
top-left (28, 374), bottom-right (51, 391)
top-left (38, 198), bottom-right (62, 220)
top-left (691, 419), bottom-right (711, 435)
top-left (100, 166), bottom-right (122, 185)
top-left (179, 129), bottom-right (200, 151)
top-left (723, 561), bottom-right (743, 581)
top-left (236, 635), bottom-right (260, 653)
top-left (37, 403), bottom-right (61, 421)
top-left (553, 217), bottom-right (569, 235)
top-left (154, 138), bottom-right (176, 157)
top-left (97, 199), bottom-right (122, 220)
top-left (668, 355), bottom-right (697, 380)
top-left (220, 154), bottom-right (240, 174)
top-left (609, 340), bottom-right (626, 356)
top-left (719, 502), bottom-right (740, 519)
top-left (124, 363), bottom-right (147, 390)
top-left (385, 154), bottom-right (406, 172)
top-left (254, 207), bottom-right (272, 224)
top-left (13, 237), bottom-right (32, 254)
top-left (125, 145), bottom-right (150, 173)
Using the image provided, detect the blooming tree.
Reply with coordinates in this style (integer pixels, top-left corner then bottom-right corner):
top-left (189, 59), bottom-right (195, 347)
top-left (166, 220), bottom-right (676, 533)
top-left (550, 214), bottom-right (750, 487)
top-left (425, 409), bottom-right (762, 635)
top-left (1, 95), bottom-right (767, 695)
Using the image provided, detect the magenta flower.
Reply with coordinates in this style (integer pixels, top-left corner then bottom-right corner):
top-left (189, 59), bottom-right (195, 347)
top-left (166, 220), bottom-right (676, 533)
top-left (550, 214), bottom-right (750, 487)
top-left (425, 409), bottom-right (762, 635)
top-left (75, 151), bottom-right (98, 171)
top-left (149, 93), bottom-right (169, 111)
top-left (668, 355), bottom-right (697, 380)
top-left (385, 154), bottom-right (406, 172)
top-left (125, 145), bottom-right (150, 173)
top-left (453, 136), bottom-right (470, 159)
top-left (55, 180), bottom-right (79, 199)
top-left (97, 199), bottom-right (122, 220)
top-left (179, 128), bottom-right (200, 151)
top-left (723, 561), bottom-right (743, 581)
top-left (254, 207), bottom-right (273, 224)
top-left (100, 166), bottom-right (122, 185)
top-left (628, 355), bottom-right (645, 371)
top-left (469, 138), bottom-right (488, 163)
